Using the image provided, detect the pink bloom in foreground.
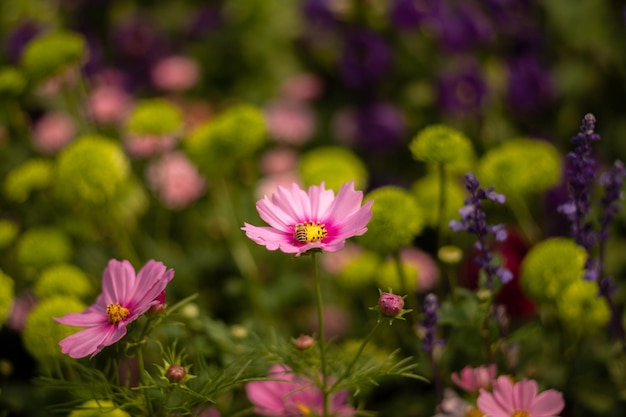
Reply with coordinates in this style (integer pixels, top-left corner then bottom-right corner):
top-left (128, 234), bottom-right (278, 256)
top-left (54, 259), bottom-right (174, 359)
top-left (245, 364), bottom-right (354, 417)
top-left (242, 181), bottom-right (373, 256)
top-left (477, 376), bottom-right (565, 417)
top-left (451, 364), bottom-right (497, 393)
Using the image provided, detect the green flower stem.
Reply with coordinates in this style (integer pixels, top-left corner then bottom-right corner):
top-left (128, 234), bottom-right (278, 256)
top-left (330, 320), bottom-right (382, 393)
top-left (436, 162), bottom-right (447, 249)
top-left (311, 251), bottom-right (329, 417)
top-left (393, 251), bottom-right (418, 326)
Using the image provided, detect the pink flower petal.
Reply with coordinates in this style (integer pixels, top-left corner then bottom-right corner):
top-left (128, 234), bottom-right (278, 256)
top-left (513, 378), bottom-right (538, 411)
top-left (102, 259), bottom-right (136, 305)
top-left (529, 389), bottom-right (565, 417)
top-left (58, 323), bottom-right (126, 359)
top-left (477, 388), bottom-right (510, 417)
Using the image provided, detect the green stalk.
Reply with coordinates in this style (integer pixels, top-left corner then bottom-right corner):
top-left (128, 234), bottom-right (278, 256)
top-left (311, 251), bottom-right (329, 417)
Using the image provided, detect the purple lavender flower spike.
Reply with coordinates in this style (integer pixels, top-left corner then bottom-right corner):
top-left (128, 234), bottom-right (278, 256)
top-left (449, 173), bottom-right (512, 288)
top-left (420, 293), bottom-right (440, 353)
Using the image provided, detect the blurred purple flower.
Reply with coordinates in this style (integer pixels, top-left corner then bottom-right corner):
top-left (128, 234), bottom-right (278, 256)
top-left (437, 64), bottom-right (488, 116)
top-left (506, 54), bottom-right (554, 114)
top-left (187, 5), bottom-right (224, 39)
top-left (484, 0), bottom-right (536, 36)
top-left (433, 2), bottom-right (495, 52)
top-left (339, 30), bottom-right (391, 90)
top-left (419, 293), bottom-right (441, 352)
top-left (302, 0), bottom-right (340, 29)
top-left (333, 103), bottom-right (406, 152)
top-left (389, 0), bottom-right (441, 30)
top-left (4, 21), bottom-right (40, 63)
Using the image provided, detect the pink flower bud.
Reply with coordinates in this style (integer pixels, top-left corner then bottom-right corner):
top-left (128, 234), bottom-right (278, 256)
top-left (166, 364), bottom-right (186, 382)
top-left (378, 292), bottom-right (404, 317)
top-left (293, 335), bottom-right (315, 350)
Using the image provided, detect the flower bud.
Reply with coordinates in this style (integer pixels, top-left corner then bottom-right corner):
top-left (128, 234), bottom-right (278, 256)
top-left (378, 292), bottom-right (404, 317)
top-left (293, 335), bottom-right (315, 350)
top-left (166, 364), bottom-right (186, 382)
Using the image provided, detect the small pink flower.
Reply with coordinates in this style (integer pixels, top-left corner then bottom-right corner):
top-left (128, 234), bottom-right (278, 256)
top-left (260, 148), bottom-right (299, 176)
top-left (477, 376), bottom-right (565, 417)
top-left (399, 247), bottom-right (440, 293)
top-left (32, 111), bottom-right (75, 154)
top-left (146, 151), bottom-right (206, 209)
top-left (151, 55), bottom-right (200, 92)
top-left (279, 73), bottom-right (323, 101)
top-left (451, 364), bottom-right (497, 393)
top-left (264, 101), bottom-right (315, 146)
top-left (54, 259), bottom-right (174, 359)
top-left (88, 85), bottom-right (132, 125)
top-left (245, 364), bottom-right (354, 417)
top-left (7, 291), bottom-right (38, 332)
top-left (124, 133), bottom-right (177, 158)
top-left (242, 181), bottom-right (373, 256)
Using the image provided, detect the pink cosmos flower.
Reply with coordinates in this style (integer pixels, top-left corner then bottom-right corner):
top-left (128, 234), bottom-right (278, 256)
top-left (151, 55), bottom-right (200, 92)
top-left (451, 364), bottom-right (497, 393)
top-left (54, 259), bottom-right (175, 359)
top-left (477, 376), bottom-right (565, 417)
top-left (264, 100), bottom-right (316, 146)
top-left (242, 181), bottom-right (373, 256)
top-left (124, 133), bottom-right (178, 159)
top-left (88, 85), bottom-right (132, 125)
top-left (146, 151), bottom-right (206, 209)
top-left (32, 111), bottom-right (76, 154)
top-left (245, 364), bottom-right (354, 417)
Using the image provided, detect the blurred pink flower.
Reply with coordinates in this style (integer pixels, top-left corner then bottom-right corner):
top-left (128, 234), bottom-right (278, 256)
top-left (308, 304), bottom-right (350, 340)
top-left (260, 147), bottom-right (299, 176)
top-left (7, 291), bottom-right (38, 332)
top-left (242, 181), bottom-right (373, 256)
top-left (54, 259), bottom-right (174, 359)
top-left (320, 242), bottom-right (363, 275)
top-left (279, 73), bottom-right (323, 101)
top-left (146, 151), bottom-right (206, 209)
top-left (264, 100), bottom-right (315, 146)
top-left (451, 364), bottom-right (497, 393)
top-left (124, 133), bottom-right (177, 158)
top-left (88, 85), bottom-right (132, 125)
top-left (399, 247), bottom-right (440, 293)
top-left (151, 55), bottom-right (200, 92)
top-left (245, 364), bottom-right (354, 417)
top-left (433, 388), bottom-right (475, 417)
top-left (477, 376), bottom-right (565, 417)
top-left (32, 111), bottom-right (75, 154)
top-left (255, 172), bottom-right (302, 201)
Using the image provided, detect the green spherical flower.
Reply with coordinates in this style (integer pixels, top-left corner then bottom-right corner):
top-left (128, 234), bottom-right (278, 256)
top-left (68, 400), bottom-right (131, 417)
top-left (126, 99), bottom-right (183, 136)
top-left (358, 186), bottom-right (424, 254)
top-left (22, 296), bottom-right (85, 363)
top-left (299, 146), bottom-right (368, 192)
top-left (34, 263), bottom-right (92, 300)
top-left (55, 135), bottom-right (130, 205)
top-left (0, 219), bottom-right (19, 249)
top-left (477, 138), bottom-right (562, 196)
top-left (185, 104), bottom-right (266, 176)
top-left (0, 66), bottom-right (27, 96)
top-left (4, 159), bottom-right (53, 203)
top-left (108, 178), bottom-right (149, 228)
top-left (409, 125), bottom-right (475, 172)
top-left (556, 280), bottom-right (609, 333)
top-left (21, 31), bottom-right (85, 83)
top-left (16, 227), bottom-right (72, 271)
top-left (520, 237), bottom-right (586, 302)
top-left (376, 257), bottom-right (419, 293)
top-left (411, 173), bottom-right (466, 228)
top-left (0, 270), bottom-right (15, 326)
top-left (336, 251), bottom-right (381, 290)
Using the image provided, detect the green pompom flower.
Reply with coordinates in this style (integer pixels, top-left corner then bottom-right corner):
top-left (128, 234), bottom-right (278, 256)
top-left (411, 173), bottom-right (466, 228)
top-left (16, 227), bottom-right (72, 271)
top-left (336, 251), bottom-right (381, 290)
top-left (0, 66), bottom-right (27, 96)
top-left (126, 99), bottom-right (183, 136)
top-left (477, 138), bottom-right (562, 196)
top-left (0, 270), bottom-right (15, 326)
top-left (34, 263), bottom-right (92, 300)
top-left (0, 220), bottom-right (18, 249)
top-left (22, 296), bottom-right (85, 364)
top-left (4, 159), bottom-right (53, 203)
top-left (67, 400), bottom-right (131, 417)
top-left (556, 280), bottom-right (610, 332)
top-left (21, 31), bottom-right (85, 83)
top-left (299, 146), bottom-right (368, 192)
top-left (358, 186), bottom-right (424, 254)
top-left (185, 104), bottom-right (266, 176)
top-left (55, 135), bottom-right (130, 205)
top-left (376, 257), bottom-right (419, 293)
top-left (520, 237), bottom-right (586, 301)
top-left (409, 124), bottom-right (475, 172)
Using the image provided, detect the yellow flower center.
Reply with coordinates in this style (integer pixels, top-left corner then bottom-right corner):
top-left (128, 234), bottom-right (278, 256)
top-left (295, 403), bottom-right (312, 416)
top-left (511, 411), bottom-right (529, 417)
top-left (294, 221), bottom-right (327, 243)
top-left (106, 302), bottom-right (130, 324)
top-left (465, 406), bottom-right (484, 417)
